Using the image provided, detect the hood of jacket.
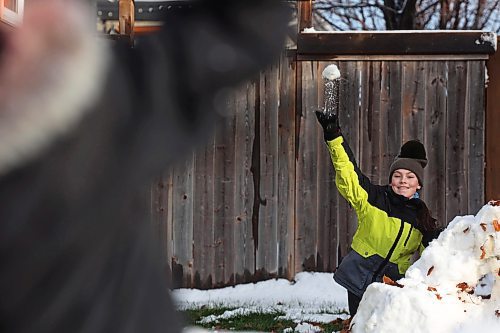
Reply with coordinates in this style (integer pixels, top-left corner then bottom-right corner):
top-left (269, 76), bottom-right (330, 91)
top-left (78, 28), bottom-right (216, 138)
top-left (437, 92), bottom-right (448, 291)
top-left (0, 1), bottom-right (109, 176)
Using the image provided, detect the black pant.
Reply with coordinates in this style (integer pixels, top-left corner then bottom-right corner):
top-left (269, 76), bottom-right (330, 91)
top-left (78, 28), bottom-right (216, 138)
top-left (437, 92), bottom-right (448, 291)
top-left (348, 291), bottom-right (362, 316)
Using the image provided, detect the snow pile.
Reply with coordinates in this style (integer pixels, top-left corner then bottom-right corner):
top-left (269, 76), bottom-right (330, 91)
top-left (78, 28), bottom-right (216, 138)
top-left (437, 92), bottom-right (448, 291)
top-left (173, 272), bottom-right (348, 327)
top-left (322, 64), bottom-right (341, 81)
top-left (352, 201), bottom-right (500, 333)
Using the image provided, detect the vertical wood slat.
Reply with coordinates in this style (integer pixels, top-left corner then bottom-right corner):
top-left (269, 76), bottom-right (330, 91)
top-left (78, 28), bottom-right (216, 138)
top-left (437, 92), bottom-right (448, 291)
top-left (295, 61), bottom-right (319, 272)
top-left (467, 61), bottom-right (485, 214)
top-left (298, 0), bottom-right (313, 31)
top-left (192, 138), bottom-right (215, 289)
top-left (445, 61), bottom-right (468, 222)
top-left (486, 50), bottom-right (500, 201)
top-left (213, 124), bottom-right (225, 287)
top-left (233, 82), bottom-right (256, 284)
top-left (172, 156), bottom-right (194, 288)
top-left (424, 61), bottom-right (447, 226)
top-left (151, 171), bottom-right (173, 286)
top-left (257, 64), bottom-right (280, 276)
top-left (402, 62), bottom-right (426, 142)
top-left (361, 62), bottom-right (382, 183)
top-left (277, 55), bottom-right (296, 278)
top-left (213, 107), bottom-right (236, 286)
top-left (383, 62), bottom-right (402, 174)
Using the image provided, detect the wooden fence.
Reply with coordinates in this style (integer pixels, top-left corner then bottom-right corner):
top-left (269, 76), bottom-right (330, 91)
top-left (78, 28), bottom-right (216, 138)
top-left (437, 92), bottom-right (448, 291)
top-left (486, 40), bottom-right (500, 201)
top-left (151, 42), bottom-right (494, 288)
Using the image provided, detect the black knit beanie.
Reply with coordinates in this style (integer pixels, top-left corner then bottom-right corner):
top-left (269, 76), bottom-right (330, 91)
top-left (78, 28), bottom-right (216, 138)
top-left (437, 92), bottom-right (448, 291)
top-left (389, 140), bottom-right (428, 186)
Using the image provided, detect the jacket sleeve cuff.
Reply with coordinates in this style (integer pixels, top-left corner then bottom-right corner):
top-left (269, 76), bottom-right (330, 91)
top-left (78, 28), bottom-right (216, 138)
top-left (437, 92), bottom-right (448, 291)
top-left (326, 136), bottom-right (343, 148)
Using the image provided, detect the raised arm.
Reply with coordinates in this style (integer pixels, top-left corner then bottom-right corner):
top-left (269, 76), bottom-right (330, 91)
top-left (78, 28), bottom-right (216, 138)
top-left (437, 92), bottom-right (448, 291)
top-left (315, 111), bottom-right (380, 214)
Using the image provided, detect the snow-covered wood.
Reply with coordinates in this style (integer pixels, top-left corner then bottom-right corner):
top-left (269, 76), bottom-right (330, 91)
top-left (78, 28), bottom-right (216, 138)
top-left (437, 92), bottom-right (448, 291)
top-left (298, 31), bottom-right (497, 56)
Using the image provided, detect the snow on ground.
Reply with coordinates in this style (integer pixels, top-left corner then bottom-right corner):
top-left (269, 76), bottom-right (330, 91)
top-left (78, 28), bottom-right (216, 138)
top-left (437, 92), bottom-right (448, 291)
top-left (173, 271), bottom-right (349, 331)
top-left (173, 202), bottom-right (500, 332)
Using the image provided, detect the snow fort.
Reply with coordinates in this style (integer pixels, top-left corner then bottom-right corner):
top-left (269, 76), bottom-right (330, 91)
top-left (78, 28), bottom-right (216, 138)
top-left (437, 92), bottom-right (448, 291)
top-left (351, 201), bottom-right (500, 333)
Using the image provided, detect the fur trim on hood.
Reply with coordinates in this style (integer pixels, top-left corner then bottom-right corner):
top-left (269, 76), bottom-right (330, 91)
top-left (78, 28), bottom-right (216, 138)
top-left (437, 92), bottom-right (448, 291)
top-left (0, 0), bottom-right (109, 176)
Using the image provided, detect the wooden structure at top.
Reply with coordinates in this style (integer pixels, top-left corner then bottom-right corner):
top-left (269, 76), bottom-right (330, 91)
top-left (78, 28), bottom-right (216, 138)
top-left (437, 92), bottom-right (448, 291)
top-left (0, 0), bottom-right (23, 27)
top-left (147, 2), bottom-right (498, 289)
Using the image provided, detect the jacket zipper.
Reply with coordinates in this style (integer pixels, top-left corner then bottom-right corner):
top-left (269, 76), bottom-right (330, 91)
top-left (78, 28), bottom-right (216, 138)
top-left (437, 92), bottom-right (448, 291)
top-left (371, 220), bottom-right (405, 282)
top-left (404, 225), bottom-right (413, 246)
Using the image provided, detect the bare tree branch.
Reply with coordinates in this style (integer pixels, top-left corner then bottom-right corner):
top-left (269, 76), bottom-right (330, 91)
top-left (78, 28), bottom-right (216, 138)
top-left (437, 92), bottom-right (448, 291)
top-left (313, 0), bottom-right (500, 31)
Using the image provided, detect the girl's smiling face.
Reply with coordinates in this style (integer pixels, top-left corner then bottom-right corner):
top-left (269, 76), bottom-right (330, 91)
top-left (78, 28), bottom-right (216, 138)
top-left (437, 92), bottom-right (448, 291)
top-left (390, 169), bottom-right (421, 198)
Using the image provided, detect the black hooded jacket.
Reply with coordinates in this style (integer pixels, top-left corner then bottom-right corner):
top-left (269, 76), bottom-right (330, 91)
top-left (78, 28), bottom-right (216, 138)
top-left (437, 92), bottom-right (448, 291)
top-left (0, 1), bottom-right (289, 332)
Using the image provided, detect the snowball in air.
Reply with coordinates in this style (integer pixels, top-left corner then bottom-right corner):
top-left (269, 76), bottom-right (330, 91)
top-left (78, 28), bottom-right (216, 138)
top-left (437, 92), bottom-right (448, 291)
top-left (322, 64), bottom-right (341, 81)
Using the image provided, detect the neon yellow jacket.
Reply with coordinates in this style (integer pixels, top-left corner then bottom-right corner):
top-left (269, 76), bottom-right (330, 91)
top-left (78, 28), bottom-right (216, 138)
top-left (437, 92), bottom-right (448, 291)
top-left (327, 136), bottom-right (437, 297)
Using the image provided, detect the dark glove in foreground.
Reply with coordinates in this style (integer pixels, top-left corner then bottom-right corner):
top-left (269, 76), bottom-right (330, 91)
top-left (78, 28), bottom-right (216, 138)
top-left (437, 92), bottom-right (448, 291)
top-left (315, 110), bottom-right (341, 141)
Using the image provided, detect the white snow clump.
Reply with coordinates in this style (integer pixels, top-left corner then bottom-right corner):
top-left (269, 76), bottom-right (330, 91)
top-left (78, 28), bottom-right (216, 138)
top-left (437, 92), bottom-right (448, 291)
top-left (322, 64), bottom-right (341, 81)
top-left (351, 201), bottom-right (500, 333)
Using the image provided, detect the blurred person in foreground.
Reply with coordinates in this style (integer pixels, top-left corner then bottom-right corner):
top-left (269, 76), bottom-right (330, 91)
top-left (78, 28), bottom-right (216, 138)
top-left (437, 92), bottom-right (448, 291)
top-left (0, 0), bottom-right (289, 332)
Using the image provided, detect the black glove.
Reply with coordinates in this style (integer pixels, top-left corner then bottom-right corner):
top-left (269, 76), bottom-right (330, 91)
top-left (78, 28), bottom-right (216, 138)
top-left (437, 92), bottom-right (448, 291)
top-left (315, 111), bottom-right (341, 141)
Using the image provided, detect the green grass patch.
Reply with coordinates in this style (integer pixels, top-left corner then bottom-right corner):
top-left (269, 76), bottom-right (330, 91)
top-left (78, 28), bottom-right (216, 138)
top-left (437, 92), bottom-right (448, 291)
top-left (316, 318), bottom-right (345, 332)
top-left (179, 307), bottom-right (345, 332)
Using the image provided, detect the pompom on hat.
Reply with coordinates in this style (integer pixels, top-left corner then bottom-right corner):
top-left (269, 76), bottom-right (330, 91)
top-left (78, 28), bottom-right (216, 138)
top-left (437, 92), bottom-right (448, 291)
top-left (389, 140), bottom-right (427, 187)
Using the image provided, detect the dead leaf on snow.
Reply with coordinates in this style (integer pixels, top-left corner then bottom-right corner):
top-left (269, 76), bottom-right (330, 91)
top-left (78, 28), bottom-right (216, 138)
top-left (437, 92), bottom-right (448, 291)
top-left (383, 275), bottom-right (404, 288)
top-left (427, 286), bottom-right (442, 300)
top-left (463, 227), bottom-right (470, 233)
top-left (427, 266), bottom-right (434, 276)
top-left (493, 220), bottom-right (500, 232)
top-left (495, 310), bottom-right (500, 318)
top-left (480, 245), bottom-right (486, 259)
top-left (480, 223), bottom-right (487, 231)
top-left (456, 282), bottom-right (474, 294)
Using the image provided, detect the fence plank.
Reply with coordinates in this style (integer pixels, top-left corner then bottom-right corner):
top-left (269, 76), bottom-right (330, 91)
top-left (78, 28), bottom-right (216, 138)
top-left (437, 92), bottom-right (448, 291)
top-left (424, 61), bottom-right (447, 226)
top-left (467, 61), bottom-right (485, 214)
top-left (402, 62), bottom-right (426, 141)
top-left (278, 55), bottom-right (296, 278)
top-left (213, 108), bottom-right (237, 286)
top-left (486, 50), bottom-right (500, 201)
top-left (295, 60), bottom-right (319, 272)
top-left (445, 61), bottom-right (468, 221)
top-left (151, 171), bottom-right (173, 286)
top-left (382, 61), bottom-right (402, 175)
top-left (233, 81), bottom-right (256, 284)
top-left (360, 62), bottom-right (382, 183)
top-left (192, 139), bottom-right (215, 289)
top-left (172, 155), bottom-right (194, 288)
top-left (255, 65), bottom-right (280, 277)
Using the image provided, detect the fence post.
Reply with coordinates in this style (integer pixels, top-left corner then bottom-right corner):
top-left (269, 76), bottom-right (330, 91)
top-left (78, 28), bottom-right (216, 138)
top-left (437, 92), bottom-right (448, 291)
top-left (119, 0), bottom-right (135, 38)
top-left (298, 0), bottom-right (313, 32)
